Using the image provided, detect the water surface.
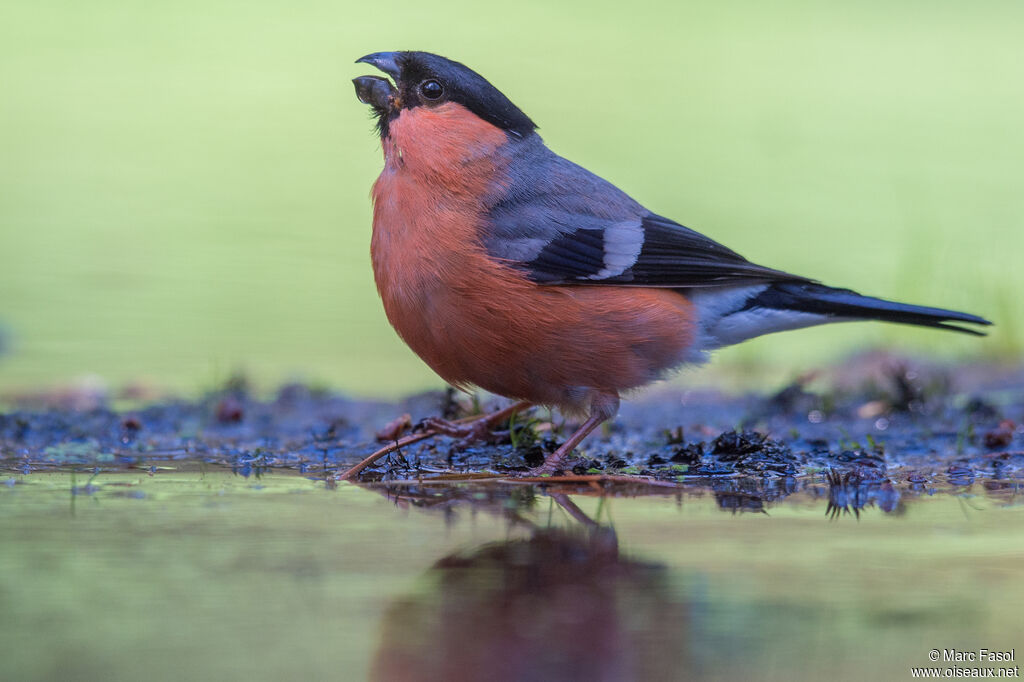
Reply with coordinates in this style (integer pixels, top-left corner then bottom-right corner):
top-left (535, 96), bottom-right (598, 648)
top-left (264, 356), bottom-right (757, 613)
top-left (2, 469), bottom-right (1020, 681)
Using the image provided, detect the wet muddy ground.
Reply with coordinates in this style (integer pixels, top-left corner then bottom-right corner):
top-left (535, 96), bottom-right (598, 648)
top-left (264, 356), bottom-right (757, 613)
top-left (2, 353), bottom-right (1023, 681)
top-left (2, 353), bottom-right (1022, 510)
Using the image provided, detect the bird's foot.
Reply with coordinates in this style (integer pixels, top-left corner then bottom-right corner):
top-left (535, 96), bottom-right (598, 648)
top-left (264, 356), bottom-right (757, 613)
top-left (524, 448), bottom-right (571, 477)
top-left (417, 400), bottom-right (534, 445)
top-left (419, 415), bottom-right (507, 443)
top-left (524, 463), bottom-right (560, 477)
top-left (520, 402), bottom-right (612, 477)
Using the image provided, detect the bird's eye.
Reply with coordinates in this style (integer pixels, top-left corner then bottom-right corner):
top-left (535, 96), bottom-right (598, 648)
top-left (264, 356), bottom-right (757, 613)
top-left (419, 79), bottom-right (444, 101)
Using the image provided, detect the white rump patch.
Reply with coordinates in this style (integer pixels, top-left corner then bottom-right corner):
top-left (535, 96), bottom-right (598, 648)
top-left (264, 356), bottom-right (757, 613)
top-left (708, 308), bottom-right (829, 347)
top-left (687, 285), bottom-right (832, 353)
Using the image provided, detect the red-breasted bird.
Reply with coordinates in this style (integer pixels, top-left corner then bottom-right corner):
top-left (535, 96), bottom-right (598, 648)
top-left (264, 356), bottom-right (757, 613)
top-left (352, 51), bottom-right (991, 474)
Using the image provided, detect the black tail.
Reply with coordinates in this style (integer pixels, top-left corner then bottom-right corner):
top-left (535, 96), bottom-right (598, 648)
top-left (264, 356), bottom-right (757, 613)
top-left (743, 282), bottom-right (992, 336)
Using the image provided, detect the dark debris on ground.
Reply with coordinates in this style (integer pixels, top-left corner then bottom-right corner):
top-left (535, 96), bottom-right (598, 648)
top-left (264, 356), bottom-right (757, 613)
top-left (2, 354), bottom-right (1023, 510)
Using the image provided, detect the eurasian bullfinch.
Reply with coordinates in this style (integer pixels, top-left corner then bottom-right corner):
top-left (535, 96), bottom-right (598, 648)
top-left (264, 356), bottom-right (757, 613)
top-left (352, 51), bottom-right (990, 475)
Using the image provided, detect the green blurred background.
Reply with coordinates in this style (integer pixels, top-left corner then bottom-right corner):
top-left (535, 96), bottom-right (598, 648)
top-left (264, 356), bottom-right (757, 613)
top-left (1, 0), bottom-right (1021, 398)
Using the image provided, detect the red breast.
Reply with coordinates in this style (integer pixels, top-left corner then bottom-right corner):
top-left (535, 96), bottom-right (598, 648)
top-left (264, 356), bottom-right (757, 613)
top-left (370, 103), bottom-right (696, 411)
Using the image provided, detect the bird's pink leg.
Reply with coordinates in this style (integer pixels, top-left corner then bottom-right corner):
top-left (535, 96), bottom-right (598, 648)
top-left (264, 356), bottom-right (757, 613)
top-left (528, 391), bottom-right (619, 476)
top-left (421, 400), bottom-right (533, 441)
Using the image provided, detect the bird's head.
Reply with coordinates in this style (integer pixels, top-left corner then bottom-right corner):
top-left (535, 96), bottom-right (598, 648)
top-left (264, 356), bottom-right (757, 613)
top-left (353, 51), bottom-right (536, 140)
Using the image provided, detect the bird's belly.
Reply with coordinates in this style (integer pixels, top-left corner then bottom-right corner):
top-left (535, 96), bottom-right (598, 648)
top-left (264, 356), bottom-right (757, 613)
top-left (374, 242), bottom-right (697, 407)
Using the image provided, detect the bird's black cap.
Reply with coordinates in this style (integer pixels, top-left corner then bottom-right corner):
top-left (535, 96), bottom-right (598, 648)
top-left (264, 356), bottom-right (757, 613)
top-left (354, 51), bottom-right (536, 139)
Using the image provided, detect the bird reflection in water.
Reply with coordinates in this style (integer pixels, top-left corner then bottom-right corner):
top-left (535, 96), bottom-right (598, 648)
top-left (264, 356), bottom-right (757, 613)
top-left (367, 489), bottom-right (688, 682)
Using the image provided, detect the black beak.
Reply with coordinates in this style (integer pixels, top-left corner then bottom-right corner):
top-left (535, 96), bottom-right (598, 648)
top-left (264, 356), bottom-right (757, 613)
top-left (353, 75), bottom-right (397, 111)
top-left (355, 52), bottom-right (402, 81)
top-left (354, 52), bottom-right (402, 110)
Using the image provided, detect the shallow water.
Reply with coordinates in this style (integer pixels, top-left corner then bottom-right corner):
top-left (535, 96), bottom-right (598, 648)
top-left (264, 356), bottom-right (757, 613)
top-left (1, 468), bottom-right (1020, 681)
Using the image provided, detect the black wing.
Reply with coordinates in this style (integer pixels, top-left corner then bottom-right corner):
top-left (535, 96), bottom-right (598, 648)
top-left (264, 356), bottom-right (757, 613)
top-left (500, 212), bottom-right (809, 288)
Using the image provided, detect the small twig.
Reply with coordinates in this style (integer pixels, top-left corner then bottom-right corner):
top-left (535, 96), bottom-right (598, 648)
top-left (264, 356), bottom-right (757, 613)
top-left (505, 474), bottom-right (681, 488)
top-left (358, 472), bottom-right (506, 486)
top-left (355, 472), bottom-right (683, 488)
top-left (336, 430), bottom-right (436, 481)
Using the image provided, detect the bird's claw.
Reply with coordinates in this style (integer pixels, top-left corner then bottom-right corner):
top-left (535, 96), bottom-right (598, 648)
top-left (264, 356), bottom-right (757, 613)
top-left (418, 416), bottom-right (504, 443)
top-left (523, 451), bottom-right (571, 477)
top-left (525, 463), bottom-right (560, 477)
